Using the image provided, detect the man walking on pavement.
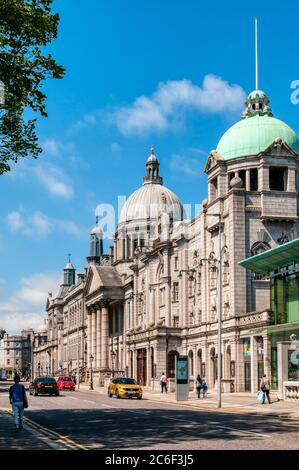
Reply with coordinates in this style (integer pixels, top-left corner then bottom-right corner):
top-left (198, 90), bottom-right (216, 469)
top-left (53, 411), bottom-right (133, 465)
top-left (160, 372), bottom-right (168, 393)
top-left (9, 374), bottom-right (28, 432)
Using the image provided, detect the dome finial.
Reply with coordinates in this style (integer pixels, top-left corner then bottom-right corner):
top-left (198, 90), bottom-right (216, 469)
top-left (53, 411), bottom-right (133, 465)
top-left (255, 17), bottom-right (259, 91)
top-left (68, 253), bottom-right (71, 263)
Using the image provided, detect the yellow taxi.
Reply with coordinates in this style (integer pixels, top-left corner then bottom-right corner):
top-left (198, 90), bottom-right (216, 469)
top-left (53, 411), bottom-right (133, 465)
top-left (108, 377), bottom-right (143, 399)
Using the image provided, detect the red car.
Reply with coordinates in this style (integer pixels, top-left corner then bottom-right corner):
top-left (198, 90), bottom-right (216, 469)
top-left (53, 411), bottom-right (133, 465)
top-left (56, 375), bottom-right (76, 391)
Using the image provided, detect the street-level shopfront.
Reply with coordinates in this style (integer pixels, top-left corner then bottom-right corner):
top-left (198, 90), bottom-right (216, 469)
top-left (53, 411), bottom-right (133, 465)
top-left (240, 238), bottom-right (299, 389)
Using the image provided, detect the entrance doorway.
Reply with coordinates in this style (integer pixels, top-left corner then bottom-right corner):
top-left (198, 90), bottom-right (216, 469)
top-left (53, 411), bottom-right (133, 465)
top-left (137, 348), bottom-right (147, 386)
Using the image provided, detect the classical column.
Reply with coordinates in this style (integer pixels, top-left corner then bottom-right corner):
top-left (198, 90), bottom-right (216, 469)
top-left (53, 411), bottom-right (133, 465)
top-left (250, 336), bottom-right (258, 393)
top-left (87, 310), bottom-right (92, 368)
top-left (96, 306), bottom-right (101, 369)
top-left (263, 334), bottom-right (272, 380)
top-left (100, 303), bottom-right (109, 371)
top-left (246, 170), bottom-right (250, 191)
top-left (146, 343), bottom-right (151, 387)
top-left (92, 309), bottom-right (97, 364)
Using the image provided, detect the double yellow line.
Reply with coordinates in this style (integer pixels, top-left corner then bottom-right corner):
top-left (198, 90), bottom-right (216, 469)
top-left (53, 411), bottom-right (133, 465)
top-left (1, 407), bottom-right (88, 450)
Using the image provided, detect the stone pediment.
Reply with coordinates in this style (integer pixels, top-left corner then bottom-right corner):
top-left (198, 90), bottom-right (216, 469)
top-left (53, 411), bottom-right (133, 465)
top-left (205, 150), bottom-right (223, 173)
top-left (85, 265), bottom-right (123, 297)
top-left (259, 139), bottom-right (298, 159)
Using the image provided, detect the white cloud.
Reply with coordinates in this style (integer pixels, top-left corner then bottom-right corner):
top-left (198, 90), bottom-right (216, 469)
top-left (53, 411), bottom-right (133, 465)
top-left (0, 272), bottom-right (62, 334)
top-left (72, 113), bottom-right (97, 131)
top-left (7, 211), bottom-right (24, 230)
top-left (111, 142), bottom-right (121, 152)
top-left (35, 163), bottom-right (74, 200)
top-left (42, 138), bottom-right (75, 157)
top-left (7, 210), bottom-right (85, 239)
top-left (109, 74), bottom-right (246, 136)
top-left (170, 154), bottom-right (200, 177)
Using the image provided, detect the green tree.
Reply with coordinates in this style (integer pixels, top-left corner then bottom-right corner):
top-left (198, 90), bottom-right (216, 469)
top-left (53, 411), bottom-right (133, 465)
top-left (0, 0), bottom-right (65, 174)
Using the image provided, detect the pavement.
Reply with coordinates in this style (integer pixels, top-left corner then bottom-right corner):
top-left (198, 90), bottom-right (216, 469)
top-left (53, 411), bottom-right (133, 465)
top-left (78, 383), bottom-right (299, 420)
top-left (0, 409), bottom-right (67, 450)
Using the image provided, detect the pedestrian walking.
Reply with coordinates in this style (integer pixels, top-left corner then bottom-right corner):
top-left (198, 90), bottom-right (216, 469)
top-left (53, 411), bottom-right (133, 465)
top-left (160, 372), bottom-right (168, 393)
top-left (9, 374), bottom-right (28, 432)
top-left (260, 374), bottom-right (271, 404)
top-left (195, 375), bottom-right (203, 399)
top-left (202, 380), bottom-right (208, 398)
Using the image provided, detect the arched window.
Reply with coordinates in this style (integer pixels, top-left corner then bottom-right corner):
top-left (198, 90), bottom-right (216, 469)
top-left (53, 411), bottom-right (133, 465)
top-left (209, 253), bottom-right (217, 289)
top-left (197, 349), bottom-right (202, 377)
top-left (251, 241), bottom-right (270, 280)
top-left (226, 345), bottom-right (231, 379)
top-left (222, 247), bottom-right (230, 285)
top-left (167, 350), bottom-right (179, 378)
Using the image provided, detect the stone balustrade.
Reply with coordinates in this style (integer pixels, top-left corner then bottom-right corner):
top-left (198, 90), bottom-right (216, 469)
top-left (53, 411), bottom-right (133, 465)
top-left (283, 381), bottom-right (299, 400)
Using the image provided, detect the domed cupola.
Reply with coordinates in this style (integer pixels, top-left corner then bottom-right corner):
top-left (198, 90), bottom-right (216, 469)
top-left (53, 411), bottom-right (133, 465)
top-left (87, 216), bottom-right (104, 266)
top-left (143, 147), bottom-right (163, 185)
top-left (118, 147), bottom-right (184, 224)
top-left (216, 90), bottom-right (299, 160)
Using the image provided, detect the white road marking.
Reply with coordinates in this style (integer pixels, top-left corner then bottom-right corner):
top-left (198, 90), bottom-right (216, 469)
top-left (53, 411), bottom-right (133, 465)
top-left (101, 404), bottom-right (115, 408)
top-left (83, 399), bottom-right (96, 404)
top-left (68, 397), bottom-right (78, 400)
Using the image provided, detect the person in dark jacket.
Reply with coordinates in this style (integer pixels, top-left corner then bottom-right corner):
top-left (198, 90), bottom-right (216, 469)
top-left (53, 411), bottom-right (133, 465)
top-left (9, 374), bottom-right (28, 432)
top-left (195, 375), bottom-right (203, 399)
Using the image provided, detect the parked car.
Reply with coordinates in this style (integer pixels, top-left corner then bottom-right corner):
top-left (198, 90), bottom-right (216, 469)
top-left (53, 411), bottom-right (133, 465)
top-left (56, 375), bottom-right (76, 391)
top-left (29, 377), bottom-right (59, 396)
top-left (108, 377), bottom-right (143, 399)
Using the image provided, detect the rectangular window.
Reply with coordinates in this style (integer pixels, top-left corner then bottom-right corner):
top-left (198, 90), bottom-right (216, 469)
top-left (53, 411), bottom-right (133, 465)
top-left (160, 288), bottom-right (165, 306)
top-left (173, 282), bottom-right (179, 302)
top-left (250, 168), bottom-right (258, 191)
top-left (239, 170), bottom-right (246, 188)
top-left (269, 167), bottom-right (287, 191)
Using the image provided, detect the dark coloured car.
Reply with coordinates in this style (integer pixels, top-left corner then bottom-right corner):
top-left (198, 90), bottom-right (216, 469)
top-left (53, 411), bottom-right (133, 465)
top-left (29, 377), bottom-right (59, 396)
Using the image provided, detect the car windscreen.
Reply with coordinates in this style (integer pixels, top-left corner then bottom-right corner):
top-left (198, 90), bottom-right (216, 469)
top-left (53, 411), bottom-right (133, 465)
top-left (60, 377), bottom-right (72, 381)
top-left (36, 377), bottom-right (56, 383)
top-left (116, 378), bottom-right (137, 385)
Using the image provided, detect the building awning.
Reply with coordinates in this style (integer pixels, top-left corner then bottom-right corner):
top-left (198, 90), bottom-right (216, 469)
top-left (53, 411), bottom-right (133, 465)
top-left (239, 238), bottom-right (299, 275)
top-left (247, 321), bottom-right (299, 335)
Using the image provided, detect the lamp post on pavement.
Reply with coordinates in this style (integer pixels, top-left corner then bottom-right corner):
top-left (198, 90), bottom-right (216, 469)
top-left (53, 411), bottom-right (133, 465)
top-left (89, 354), bottom-right (94, 390)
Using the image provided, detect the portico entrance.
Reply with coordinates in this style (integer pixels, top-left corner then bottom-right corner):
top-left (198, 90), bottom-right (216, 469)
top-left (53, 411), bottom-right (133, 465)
top-left (137, 348), bottom-right (147, 385)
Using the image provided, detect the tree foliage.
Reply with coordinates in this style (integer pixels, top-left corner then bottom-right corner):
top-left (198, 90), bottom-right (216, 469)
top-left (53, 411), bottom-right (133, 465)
top-left (0, 0), bottom-right (65, 174)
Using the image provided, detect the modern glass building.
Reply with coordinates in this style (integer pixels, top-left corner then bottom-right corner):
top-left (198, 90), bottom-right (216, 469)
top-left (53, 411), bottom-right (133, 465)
top-left (240, 238), bottom-right (299, 388)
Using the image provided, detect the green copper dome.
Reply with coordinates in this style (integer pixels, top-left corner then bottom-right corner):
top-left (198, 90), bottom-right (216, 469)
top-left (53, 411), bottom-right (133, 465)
top-left (216, 90), bottom-right (299, 160)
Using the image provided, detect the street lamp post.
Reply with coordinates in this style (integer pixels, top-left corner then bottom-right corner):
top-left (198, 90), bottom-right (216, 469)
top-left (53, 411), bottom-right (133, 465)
top-left (89, 354), bottom-right (94, 390)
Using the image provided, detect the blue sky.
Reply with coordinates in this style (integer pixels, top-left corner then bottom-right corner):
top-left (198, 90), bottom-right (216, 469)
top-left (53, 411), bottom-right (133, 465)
top-left (1, 0), bottom-right (299, 333)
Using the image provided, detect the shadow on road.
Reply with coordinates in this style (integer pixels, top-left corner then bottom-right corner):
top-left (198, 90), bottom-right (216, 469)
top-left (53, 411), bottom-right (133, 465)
top-left (23, 406), bottom-right (299, 450)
